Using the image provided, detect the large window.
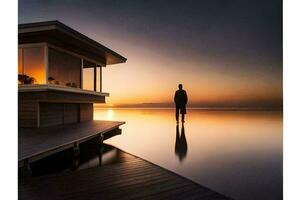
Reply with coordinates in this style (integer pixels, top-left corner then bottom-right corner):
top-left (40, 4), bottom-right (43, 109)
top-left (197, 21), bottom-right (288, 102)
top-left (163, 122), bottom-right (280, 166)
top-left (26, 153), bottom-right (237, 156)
top-left (82, 60), bottom-right (96, 91)
top-left (18, 48), bottom-right (23, 75)
top-left (18, 44), bottom-right (103, 93)
top-left (48, 47), bottom-right (81, 88)
top-left (18, 46), bottom-right (45, 84)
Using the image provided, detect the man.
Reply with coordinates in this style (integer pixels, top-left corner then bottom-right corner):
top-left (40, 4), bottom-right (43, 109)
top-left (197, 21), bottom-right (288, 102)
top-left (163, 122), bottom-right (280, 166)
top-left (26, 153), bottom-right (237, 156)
top-left (174, 84), bottom-right (188, 123)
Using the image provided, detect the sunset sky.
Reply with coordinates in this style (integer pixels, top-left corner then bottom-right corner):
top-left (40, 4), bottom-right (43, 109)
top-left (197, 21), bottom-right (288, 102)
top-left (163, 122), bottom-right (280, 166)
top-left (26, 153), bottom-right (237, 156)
top-left (19, 0), bottom-right (282, 107)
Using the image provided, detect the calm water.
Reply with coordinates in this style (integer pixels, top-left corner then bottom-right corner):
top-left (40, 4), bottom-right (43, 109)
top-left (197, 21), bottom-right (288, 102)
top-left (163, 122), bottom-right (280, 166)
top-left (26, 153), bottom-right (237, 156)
top-left (95, 108), bottom-right (283, 200)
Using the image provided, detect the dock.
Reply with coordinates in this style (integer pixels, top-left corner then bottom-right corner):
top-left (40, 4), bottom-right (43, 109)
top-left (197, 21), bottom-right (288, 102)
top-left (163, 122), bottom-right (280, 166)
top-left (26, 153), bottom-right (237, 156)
top-left (19, 120), bottom-right (231, 200)
top-left (19, 146), bottom-right (231, 200)
top-left (19, 120), bottom-right (125, 167)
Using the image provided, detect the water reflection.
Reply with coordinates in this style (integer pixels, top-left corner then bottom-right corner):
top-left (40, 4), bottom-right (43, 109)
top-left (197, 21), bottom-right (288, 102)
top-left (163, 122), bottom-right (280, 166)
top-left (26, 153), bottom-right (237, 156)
top-left (20, 140), bottom-right (127, 177)
top-left (175, 124), bottom-right (188, 162)
top-left (94, 108), bottom-right (282, 200)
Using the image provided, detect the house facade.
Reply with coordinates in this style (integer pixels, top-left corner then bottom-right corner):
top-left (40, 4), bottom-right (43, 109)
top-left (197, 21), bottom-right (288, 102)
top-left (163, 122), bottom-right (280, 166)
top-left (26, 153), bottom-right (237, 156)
top-left (18, 21), bottom-right (126, 127)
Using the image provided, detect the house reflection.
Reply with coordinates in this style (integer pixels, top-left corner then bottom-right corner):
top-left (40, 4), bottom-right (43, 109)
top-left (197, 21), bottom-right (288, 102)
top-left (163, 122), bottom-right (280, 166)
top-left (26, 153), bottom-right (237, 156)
top-left (25, 139), bottom-right (126, 177)
top-left (175, 124), bottom-right (188, 162)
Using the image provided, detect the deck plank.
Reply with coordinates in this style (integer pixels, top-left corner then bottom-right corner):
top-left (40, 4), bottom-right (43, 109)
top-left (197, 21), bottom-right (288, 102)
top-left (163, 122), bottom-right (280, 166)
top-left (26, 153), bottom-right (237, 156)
top-left (19, 120), bottom-right (125, 162)
top-left (19, 149), bottom-right (231, 200)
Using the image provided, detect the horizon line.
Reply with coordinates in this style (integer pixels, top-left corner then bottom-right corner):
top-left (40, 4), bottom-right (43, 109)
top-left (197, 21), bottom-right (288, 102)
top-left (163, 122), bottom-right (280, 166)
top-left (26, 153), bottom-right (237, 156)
top-left (94, 105), bottom-right (283, 111)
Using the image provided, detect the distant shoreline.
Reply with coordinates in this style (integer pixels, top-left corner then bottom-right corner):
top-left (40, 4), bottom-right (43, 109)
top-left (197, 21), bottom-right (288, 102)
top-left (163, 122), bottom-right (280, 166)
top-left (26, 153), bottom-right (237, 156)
top-left (94, 106), bottom-right (283, 111)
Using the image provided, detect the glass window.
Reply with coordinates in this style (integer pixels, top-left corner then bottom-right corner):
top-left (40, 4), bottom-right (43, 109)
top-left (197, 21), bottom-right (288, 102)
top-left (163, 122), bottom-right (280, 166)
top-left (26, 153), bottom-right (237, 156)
top-left (23, 47), bottom-right (45, 84)
top-left (18, 48), bottom-right (23, 84)
top-left (82, 60), bottom-right (96, 91)
top-left (18, 48), bottom-right (23, 75)
top-left (48, 48), bottom-right (81, 88)
top-left (96, 66), bottom-right (102, 92)
top-left (82, 67), bottom-right (94, 91)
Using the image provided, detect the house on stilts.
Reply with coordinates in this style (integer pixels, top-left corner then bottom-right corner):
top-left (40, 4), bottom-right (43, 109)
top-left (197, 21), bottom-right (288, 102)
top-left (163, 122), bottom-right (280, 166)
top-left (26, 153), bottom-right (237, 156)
top-left (18, 21), bottom-right (126, 170)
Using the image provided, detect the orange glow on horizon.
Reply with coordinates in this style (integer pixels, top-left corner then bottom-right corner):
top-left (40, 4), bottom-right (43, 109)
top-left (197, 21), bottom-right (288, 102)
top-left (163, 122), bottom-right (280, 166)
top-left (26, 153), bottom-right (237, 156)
top-left (102, 58), bottom-right (282, 106)
top-left (97, 34), bottom-right (282, 107)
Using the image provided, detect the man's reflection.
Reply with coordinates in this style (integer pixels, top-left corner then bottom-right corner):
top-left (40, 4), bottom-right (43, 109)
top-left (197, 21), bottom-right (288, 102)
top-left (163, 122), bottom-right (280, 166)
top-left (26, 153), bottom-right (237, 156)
top-left (175, 124), bottom-right (188, 162)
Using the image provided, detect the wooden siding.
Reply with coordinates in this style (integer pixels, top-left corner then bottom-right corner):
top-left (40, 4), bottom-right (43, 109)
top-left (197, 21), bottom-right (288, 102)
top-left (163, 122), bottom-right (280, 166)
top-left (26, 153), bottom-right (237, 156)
top-left (19, 90), bottom-right (104, 127)
top-left (40, 103), bottom-right (64, 127)
top-left (64, 103), bottom-right (80, 124)
top-left (80, 103), bottom-right (93, 122)
top-left (40, 103), bottom-right (80, 127)
top-left (18, 95), bottom-right (38, 128)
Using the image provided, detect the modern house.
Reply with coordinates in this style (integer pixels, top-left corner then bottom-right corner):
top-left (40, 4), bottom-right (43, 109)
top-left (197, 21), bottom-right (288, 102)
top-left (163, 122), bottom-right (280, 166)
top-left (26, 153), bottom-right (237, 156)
top-left (18, 21), bottom-right (126, 127)
top-left (18, 21), bottom-right (126, 170)
top-left (18, 21), bottom-right (231, 200)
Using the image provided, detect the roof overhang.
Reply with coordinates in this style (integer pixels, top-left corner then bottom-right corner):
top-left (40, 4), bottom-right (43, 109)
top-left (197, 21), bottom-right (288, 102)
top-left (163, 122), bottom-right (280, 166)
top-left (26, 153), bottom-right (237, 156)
top-left (18, 21), bottom-right (127, 65)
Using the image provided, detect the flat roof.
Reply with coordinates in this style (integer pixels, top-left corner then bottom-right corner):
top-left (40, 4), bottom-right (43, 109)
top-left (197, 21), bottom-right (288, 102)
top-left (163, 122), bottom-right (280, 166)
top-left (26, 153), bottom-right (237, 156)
top-left (19, 20), bottom-right (127, 65)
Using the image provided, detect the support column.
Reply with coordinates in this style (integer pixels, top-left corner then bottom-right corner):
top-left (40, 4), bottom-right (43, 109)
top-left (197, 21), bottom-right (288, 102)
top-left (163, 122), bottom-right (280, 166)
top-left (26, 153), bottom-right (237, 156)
top-left (80, 59), bottom-right (83, 89)
top-left (73, 142), bottom-right (80, 157)
top-left (22, 159), bottom-right (32, 177)
top-left (98, 134), bottom-right (104, 166)
top-left (72, 142), bottom-right (80, 169)
top-left (94, 66), bottom-right (97, 91)
top-left (100, 66), bottom-right (102, 92)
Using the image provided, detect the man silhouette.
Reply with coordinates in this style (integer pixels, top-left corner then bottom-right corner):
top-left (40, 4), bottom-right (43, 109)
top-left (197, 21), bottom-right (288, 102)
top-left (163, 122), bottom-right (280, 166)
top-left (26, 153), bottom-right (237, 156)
top-left (174, 84), bottom-right (188, 123)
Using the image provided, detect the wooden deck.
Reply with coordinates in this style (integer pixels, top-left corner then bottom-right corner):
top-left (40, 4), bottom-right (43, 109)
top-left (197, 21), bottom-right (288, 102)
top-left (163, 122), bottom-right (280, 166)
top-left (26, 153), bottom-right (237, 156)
top-left (19, 148), bottom-right (231, 200)
top-left (19, 120), bottom-right (125, 165)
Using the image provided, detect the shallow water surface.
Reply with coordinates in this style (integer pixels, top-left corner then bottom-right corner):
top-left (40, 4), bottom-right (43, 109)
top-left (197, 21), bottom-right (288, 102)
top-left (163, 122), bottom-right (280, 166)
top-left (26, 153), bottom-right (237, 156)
top-left (95, 108), bottom-right (283, 200)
